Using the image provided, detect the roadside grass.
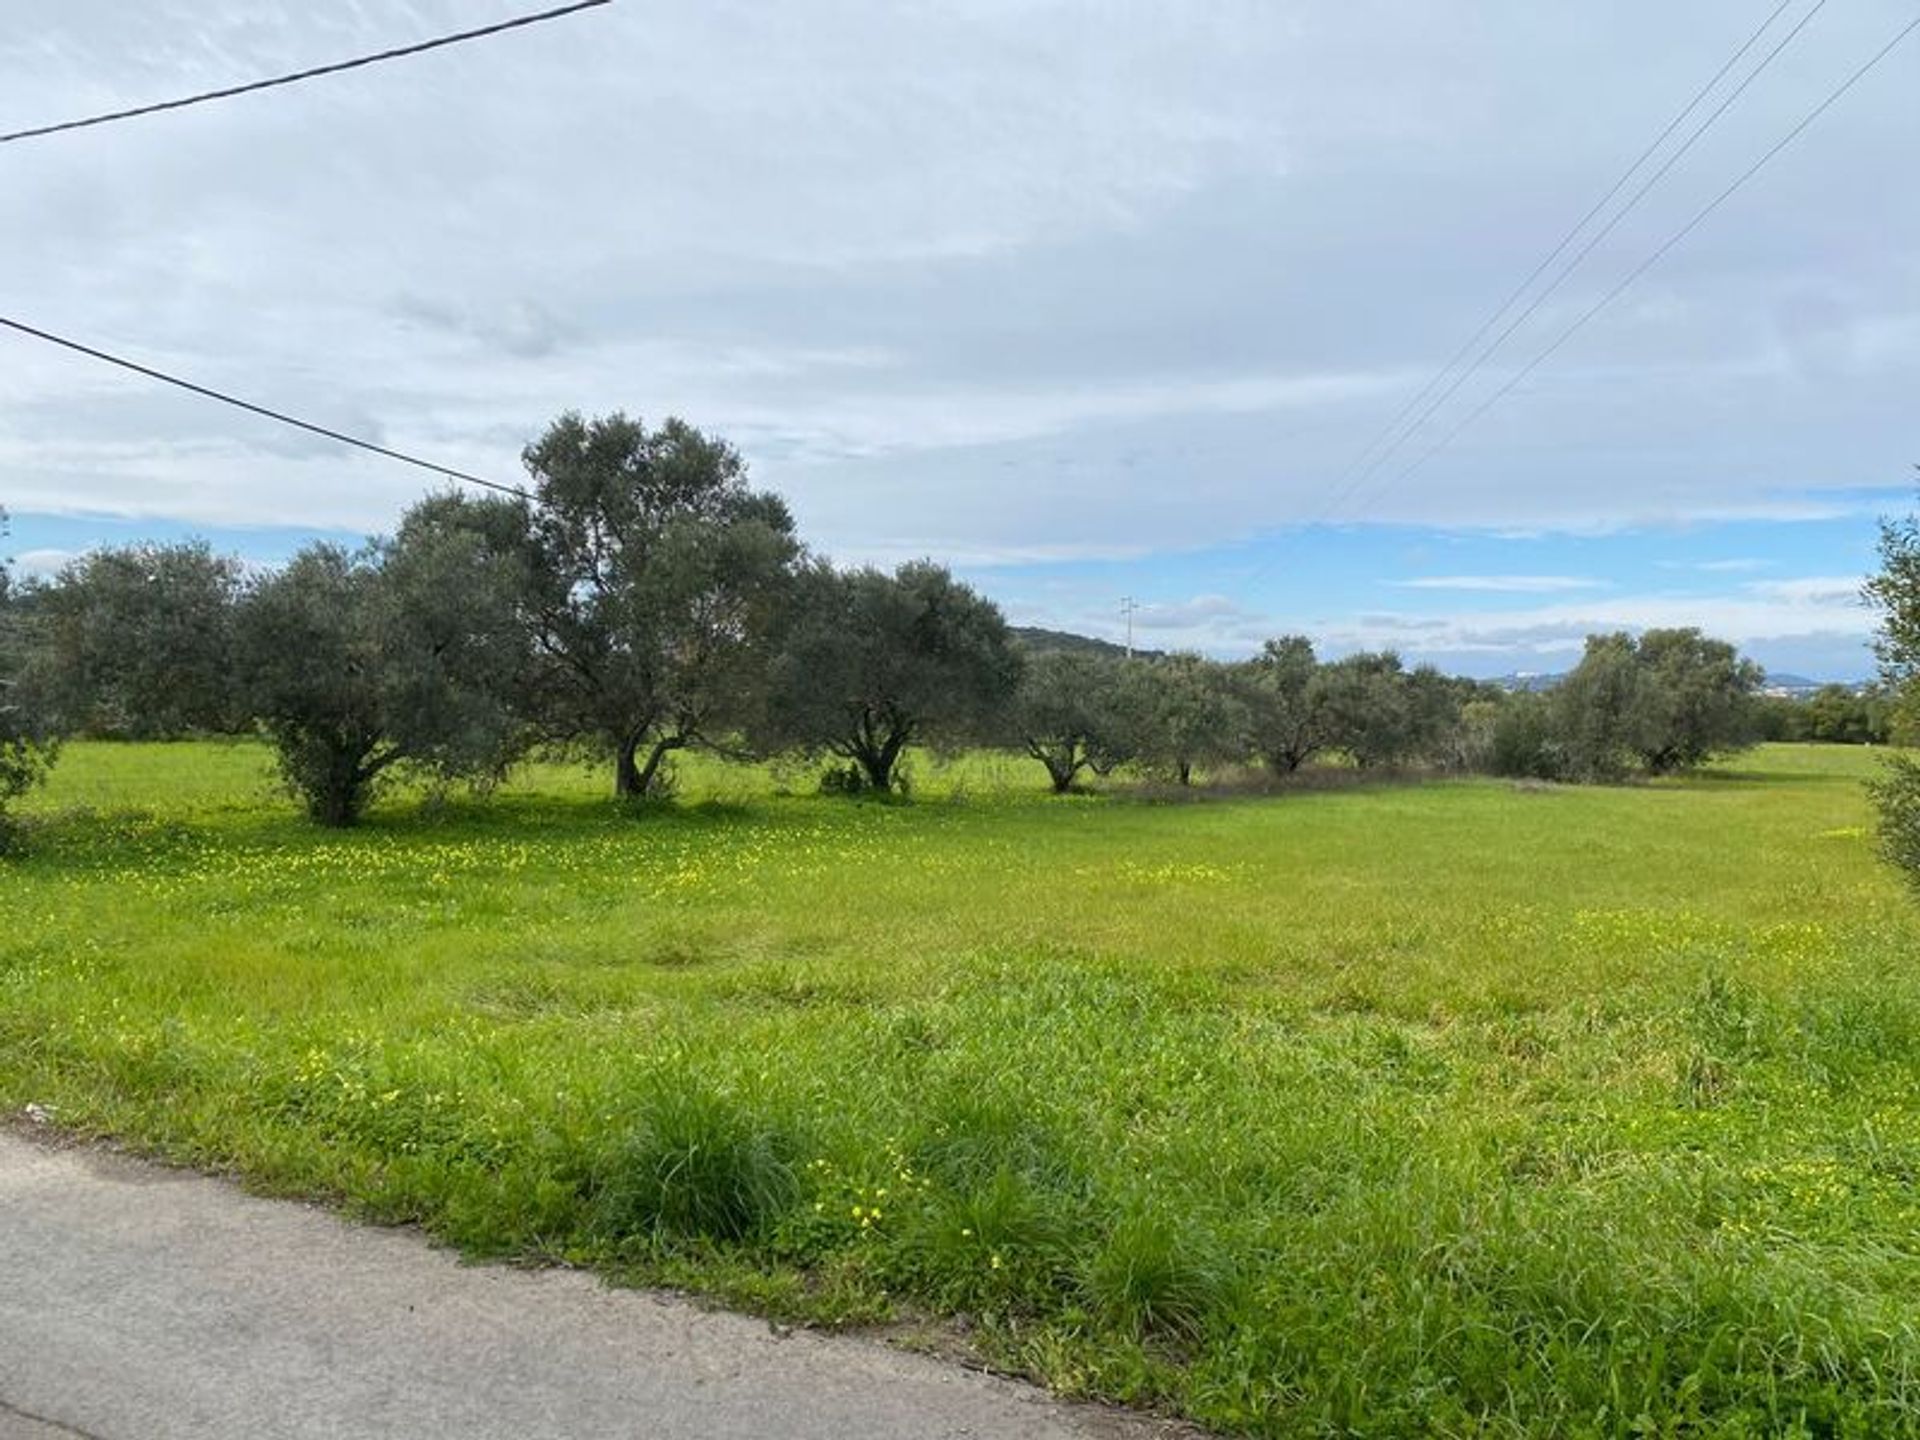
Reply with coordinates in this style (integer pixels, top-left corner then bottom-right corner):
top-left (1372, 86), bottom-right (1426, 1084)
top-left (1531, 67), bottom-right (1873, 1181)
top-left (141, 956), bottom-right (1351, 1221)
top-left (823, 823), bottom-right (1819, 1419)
top-left (4, 742), bottom-right (1919, 1435)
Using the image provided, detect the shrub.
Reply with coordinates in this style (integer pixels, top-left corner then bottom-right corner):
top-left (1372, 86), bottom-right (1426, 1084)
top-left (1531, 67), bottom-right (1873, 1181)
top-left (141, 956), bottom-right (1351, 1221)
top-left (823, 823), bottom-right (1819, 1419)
top-left (1486, 692), bottom-right (1563, 780)
top-left (0, 552), bottom-right (59, 844)
top-left (1869, 754), bottom-right (1920, 897)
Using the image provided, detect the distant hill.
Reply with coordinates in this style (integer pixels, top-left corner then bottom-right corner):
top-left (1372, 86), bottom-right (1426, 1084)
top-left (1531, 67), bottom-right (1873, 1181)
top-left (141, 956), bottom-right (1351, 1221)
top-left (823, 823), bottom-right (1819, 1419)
top-left (1494, 670), bottom-right (1865, 698)
top-left (1760, 673), bottom-right (1833, 696)
top-left (1009, 626), bottom-right (1164, 661)
top-left (1491, 672), bottom-right (1564, 693)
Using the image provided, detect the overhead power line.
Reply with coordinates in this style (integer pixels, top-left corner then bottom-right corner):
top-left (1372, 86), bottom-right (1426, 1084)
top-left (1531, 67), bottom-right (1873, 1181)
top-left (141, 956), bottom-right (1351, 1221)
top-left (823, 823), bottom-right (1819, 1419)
top-left (1328, 0), bottom-right (1831, 528)
top-left (1381, 9), bottom-right (1920, 495)
top-left (1241, 0), bottom-right (1828, 587)
top-left (1329, 0), bottom-right (1803, 504)
top-left (0, 314), bottom-right (529, 500)
top-left (0, 0), bottom-right (612, 146)
top-left (1336, 0), bottom-right (1827, 506)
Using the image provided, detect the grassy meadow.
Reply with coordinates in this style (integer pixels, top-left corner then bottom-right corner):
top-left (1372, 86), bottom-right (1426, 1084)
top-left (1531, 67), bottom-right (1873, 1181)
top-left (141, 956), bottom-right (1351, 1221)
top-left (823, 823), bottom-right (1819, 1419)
top-left (4, 741), bottom-right (1919, 1436)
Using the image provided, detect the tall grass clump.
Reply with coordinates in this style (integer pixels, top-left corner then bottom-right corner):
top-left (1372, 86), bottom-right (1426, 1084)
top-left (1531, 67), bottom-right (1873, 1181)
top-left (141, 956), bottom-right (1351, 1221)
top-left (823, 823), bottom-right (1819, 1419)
top-left (592, 1080), bottom-right (803, 1247)
top-left (1082, 1207), bottom-right (1226, 1341)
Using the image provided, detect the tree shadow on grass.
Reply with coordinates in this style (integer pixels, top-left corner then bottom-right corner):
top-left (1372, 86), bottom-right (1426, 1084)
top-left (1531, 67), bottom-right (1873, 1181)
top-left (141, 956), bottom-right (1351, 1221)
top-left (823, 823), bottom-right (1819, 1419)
top-left (1687, 766), bottom-right (1846, 788)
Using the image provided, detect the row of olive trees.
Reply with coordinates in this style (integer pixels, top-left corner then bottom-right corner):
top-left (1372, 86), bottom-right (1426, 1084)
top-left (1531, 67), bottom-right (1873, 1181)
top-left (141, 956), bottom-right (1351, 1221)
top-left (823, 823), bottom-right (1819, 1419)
top-left (2, 416), bottom-right (1023, 825)
top-left (1012, 629), bottom-right (1774, 794)
top-left (1008, 642), bottom-right (1493, 794)
top-left (0, 414), bottom-right (1778, 828)
top-left (1756, 685), bottom-right (1899, 746)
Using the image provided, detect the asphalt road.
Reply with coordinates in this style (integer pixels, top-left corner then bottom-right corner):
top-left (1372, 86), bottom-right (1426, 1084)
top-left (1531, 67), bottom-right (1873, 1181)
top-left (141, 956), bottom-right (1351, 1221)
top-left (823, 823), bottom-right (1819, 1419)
top-left (0, 1131), bottom-right (1187, 1440)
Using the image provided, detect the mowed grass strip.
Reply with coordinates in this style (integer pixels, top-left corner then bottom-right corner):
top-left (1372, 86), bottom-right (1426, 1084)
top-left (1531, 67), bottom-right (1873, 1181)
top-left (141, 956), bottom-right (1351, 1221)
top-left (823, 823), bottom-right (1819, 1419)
top-left (4, 742), bottom-right (1919, 1436)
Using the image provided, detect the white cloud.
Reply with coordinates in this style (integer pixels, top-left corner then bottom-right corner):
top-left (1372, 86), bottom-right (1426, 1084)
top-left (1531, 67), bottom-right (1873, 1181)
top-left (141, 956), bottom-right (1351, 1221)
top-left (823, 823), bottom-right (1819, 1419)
top-left (1011, 579), bottom-right (1878, 675)
top-left (1132, 594), bottom-right (1254, 629)
top-left (1320, 590), bottom-right (1876, 655)
top-left (8, 548), bottom-right (80, 578)
top-left (0, 0), bottom-right (1912, 644)
top-left (1394, 575), bottom-right (1603, 594)
top-left (1744, 576), bottom-right (1869, 606)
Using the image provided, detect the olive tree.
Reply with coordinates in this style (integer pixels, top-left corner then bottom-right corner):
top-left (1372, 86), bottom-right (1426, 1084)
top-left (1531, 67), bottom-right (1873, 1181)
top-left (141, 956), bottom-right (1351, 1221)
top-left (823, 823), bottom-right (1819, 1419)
top-left (1405, 665), bottom-right (1479, 771)
top-left (760, 560), bottom-right (1021, 793)
top-left (239, 510), bottom-right (527, 826)
top-left (1802, 684), bottom-right (1890, 746)
top-left (1867, 488), bottom-right (1920, 890)
top-left (30, 540), bottom-right (246, 737)
top-left (1135, 652), bottom-right (1243, 785)
top-left (1625, 628), bottom-right (1763, 774)
top-left (1317, 651), bottom-right (1418, 768)
top-left (1235, 636), bottom-right (1326, 775)
top-left (1551, 632), bottom-right (1641, 780)
top-left (1010, 650), bottom-right (1144, 793)
top-left (1484, 690), bottom-right (1563, 779)
top-left (516, 412), bottom-right (802, 799)
top-left (1551, 629), bottom-right (1761, 780)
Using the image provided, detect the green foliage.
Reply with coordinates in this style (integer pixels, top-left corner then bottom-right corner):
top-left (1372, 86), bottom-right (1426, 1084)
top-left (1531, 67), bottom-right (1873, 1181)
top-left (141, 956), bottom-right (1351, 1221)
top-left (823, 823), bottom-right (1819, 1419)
top-left (1867, 496), bottom-right (1920, 691)
top-left (1316, 650), bottom-right (1418, 768)
top-left (1870, 486), bottom-right (1920, 890)
top-left (1082, 1208), bottom-right (1225, 1340)
top-left (1808, 685), bottom-right (1882, 744)
top-left (238, 515), bottom-right (525, 826)
top-left (1404, 664), bottom-right (1484, 770)
top-left (1552, 629), bottom-right (1763, 780)
top-left (1010, 650), bottom-right (1144, 792)
top-left (6, 742), bottom-right (1920, 1435)
top-left (761, 561), bottom-right (1020, 793)
top-left (898, 1167), bottom-right (1077, 1312)
top-left (1551, 632), bottom-right (1642, 780)
top-left (1484, 691), bottom-right (1562, 779)
top-left (816, 758), bottom-right (910, 800)
top-left (238, 546), bottom-right (398, 827)
top-left (1133, 652), bottom-right (1243, 784)
top-left (1628, 627), bottom-right (1765, 773)
top-left (517, 412), bottom-right (803, 798)
top-left (1234, 636), bottom-right (1325, 774)
top-left (28, 541), bottom-right (245, 737)
top-left (0, 546), bottom-right (59, 838)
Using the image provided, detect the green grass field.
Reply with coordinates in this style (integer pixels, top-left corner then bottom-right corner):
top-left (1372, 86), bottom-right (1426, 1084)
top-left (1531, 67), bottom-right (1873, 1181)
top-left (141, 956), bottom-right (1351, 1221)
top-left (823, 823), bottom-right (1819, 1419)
top-left (4, 742), bottom-right (1918, 1436)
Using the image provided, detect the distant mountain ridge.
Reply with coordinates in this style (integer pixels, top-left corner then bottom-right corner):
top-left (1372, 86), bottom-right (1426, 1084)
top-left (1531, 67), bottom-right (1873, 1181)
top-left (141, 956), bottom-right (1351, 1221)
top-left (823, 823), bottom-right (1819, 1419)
top-left (1011, 633), bottom-right (1868, 693)
top-left (1009, 626), bottom-right (1164, 661)
top-left (1492, 670), bottom-right (1865, 697)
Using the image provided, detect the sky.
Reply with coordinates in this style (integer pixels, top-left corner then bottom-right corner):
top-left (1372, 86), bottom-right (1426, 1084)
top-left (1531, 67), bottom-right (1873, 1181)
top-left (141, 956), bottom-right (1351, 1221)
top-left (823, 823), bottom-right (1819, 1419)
top-left (2, 1), bottom-right (1914, 680)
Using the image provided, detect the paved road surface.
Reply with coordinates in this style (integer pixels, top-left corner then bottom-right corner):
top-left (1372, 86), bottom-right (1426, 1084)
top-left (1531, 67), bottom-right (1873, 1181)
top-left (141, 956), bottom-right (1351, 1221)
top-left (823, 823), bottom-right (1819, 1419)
top-left (0, 1131), bottom-right (1188, 1440)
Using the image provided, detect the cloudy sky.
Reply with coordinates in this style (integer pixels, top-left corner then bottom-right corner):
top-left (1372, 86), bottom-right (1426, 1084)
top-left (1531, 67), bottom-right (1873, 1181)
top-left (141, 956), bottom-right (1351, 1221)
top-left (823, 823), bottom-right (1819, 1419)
top-left (3, 1), bottom-right (1914, 677)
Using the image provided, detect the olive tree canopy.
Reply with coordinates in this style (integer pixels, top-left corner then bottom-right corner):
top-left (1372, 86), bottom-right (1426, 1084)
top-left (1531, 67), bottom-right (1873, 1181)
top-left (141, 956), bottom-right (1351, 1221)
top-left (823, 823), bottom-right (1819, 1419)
top-left (1134, 652), bottom-right (1243, 785)
top-left (1009, 650), bottom-right (1145, 794)
top-left (516, 412), bottom-right (802, 798)
top-left (1235, 636), bottom-right (1326, 774)
top-left (239, 504), bottom-right (528, 826)
top-left (1551, 629), bottom-right (1762, 780)
top-left (30, 540), bottom-right (245, 737)
top-left (760, 561), bottom-right (1020, 793)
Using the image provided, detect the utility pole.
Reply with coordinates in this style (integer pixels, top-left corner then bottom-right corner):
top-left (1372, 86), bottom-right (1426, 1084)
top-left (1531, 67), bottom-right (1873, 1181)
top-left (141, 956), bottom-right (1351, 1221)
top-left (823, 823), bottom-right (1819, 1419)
top-left (1120, 596), bottom-right (1139, 659)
